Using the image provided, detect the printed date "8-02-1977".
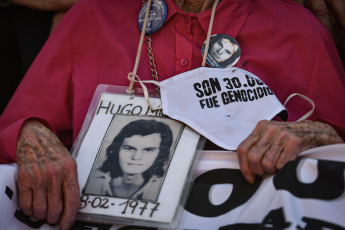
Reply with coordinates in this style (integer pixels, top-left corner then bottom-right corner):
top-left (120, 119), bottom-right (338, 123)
top-left (80, 194), bottom-right (160, 217)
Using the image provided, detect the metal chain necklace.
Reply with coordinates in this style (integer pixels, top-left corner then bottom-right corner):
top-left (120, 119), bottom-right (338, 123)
top-left (146, 35), bottom-right (160, 96)
top-left (141, 0), bottom-right (160, 96)
top-left (131, 0), bottom-right (220, 97)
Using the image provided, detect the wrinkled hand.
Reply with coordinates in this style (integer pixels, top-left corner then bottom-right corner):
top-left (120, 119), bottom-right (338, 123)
top-left (292, 0), bottom-right (345, 55)
top-left (16, 119), bottom-right (80, 230)
top-left (237, 120), bottom-right (344, 184)
top-left (11, 0), bottom-right (77, 11)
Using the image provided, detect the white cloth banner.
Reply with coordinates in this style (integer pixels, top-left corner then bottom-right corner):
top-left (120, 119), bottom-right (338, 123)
top-left (1, 144), bottom-right (345, 230)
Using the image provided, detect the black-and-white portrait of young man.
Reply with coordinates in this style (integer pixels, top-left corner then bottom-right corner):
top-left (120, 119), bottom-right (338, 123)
top-left (83, 115), bottom-right (184, 201)
top-left (203, 34), bottom-right (241, 68)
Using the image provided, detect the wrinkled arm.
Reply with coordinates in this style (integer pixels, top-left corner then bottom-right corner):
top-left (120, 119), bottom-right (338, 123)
top-left (16, 119), bottom-right (80, 230)
top-left (291, 0), bottom-right (345, 54)
top-left (292, 0), bottom-right (345, 28)
top-left (11, 0), bottom-right (77, 11)
top-left (0, 5), bottom-right (74, 164)
top-left (237, 120), bottom-right (344, 183)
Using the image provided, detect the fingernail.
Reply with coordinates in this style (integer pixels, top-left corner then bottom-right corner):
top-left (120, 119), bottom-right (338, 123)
top-left (60, 224), bottom-right (70, 230)
top-left (247, 175), bottom-right (255, 184)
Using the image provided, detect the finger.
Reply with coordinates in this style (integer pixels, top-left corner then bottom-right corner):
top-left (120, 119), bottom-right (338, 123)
top-left (307, 0), bottom-right (332, 32)
top-left (246, 138), bottom-right (271, 176)
top-left (32, 169), bottom-right (48, 220)
top-left (276, 136), bottom-right (302, 170)
top-left (46, 168), bottom-right (63, 224)
top-left (17, 165), bottom-right (34, 216)
top-left (245, 120), bottom-right (279, 176)
top-left (261, 147), bottom-right (283, 174)
top-left (261, 131), bottom-right (289, 174)
top-left (18, 186), bottom-right (34, 216)
top-left (326, 0), bottom-right (345, 27)
top-left (237, 148), bottom-right (256, 184)
top-left (59, 160), bottom-right (80, 230)
top-left (237, 126), bottom-right (262, 184)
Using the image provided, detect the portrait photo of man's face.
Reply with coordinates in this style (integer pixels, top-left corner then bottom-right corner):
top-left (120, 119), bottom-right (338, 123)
top-left (202, 34), bottom-right (241, 68)
top-left (73, 92), bottom-right (203, 226)
top-left (82, 114), bottom-right (185, 202)
top-left (119, 132), bottom-right (161, 176)
top-left (210, 38), bottom-right (239, 63)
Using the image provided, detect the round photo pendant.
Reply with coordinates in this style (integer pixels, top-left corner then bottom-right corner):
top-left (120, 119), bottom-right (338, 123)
top-left (137, 0), bottom-right (168, 35)
top-left (202, 34), bottom-right (241, 68)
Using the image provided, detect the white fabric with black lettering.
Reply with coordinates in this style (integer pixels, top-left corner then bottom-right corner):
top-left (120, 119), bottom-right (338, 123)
top-left (160, 67), bottom-right (287, 150)
top-left (1, 145), bottom-right (345, 229)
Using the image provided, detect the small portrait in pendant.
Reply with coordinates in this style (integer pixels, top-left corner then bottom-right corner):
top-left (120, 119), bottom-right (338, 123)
top-left (202, 34), bottom-right (241, 68)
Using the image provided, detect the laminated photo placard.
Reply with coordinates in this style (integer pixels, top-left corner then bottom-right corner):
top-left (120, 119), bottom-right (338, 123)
top-left (72, 85), bottom-right (203, 229)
